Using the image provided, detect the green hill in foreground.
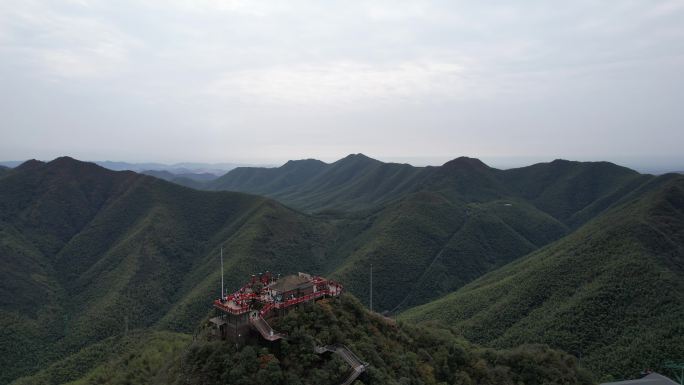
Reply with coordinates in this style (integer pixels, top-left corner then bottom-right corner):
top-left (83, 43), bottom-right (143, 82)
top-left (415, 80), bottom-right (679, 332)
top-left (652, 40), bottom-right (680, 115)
top-left (13, 294), bottom-right (593, 385)
top-left (400, 174), bottom-right (684, 381)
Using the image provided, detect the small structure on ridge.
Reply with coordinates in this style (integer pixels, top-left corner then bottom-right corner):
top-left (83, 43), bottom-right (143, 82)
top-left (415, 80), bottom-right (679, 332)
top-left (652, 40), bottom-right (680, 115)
top-left (210, 271), bottom-right (343, 344)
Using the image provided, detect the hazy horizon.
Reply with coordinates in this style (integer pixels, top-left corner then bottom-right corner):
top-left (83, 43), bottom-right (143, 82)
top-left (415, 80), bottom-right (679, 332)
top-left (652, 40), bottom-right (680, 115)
top-left (2, 1), bottom-right (683, 169)
top-left (2, 153), bottom-right (682, 174)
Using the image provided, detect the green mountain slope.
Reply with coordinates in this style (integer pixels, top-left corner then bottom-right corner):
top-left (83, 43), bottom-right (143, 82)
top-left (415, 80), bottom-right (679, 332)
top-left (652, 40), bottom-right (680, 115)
top-left (13, 295), bottom-right (592, 385)
top-left (10, 331), bottom-right (190, 385)
top-left (210, 154), bottom-right (427, 212)
top-left (209, 159), bottom-right (328, 196)
top-left (330, 191), bottom-right (568, 313)
top-left (208, 155), bottom-right (650, 228)
top-left (500, 159), bottom-right (649, 227)
top-left (400, 174), bottom-right (684, 380)
top-left (0, 157), bottom-right (343, 384)
top-left (2, 156), bottom-right (552, 382)
top-left (141, 169), bottom-right (217, 189)
top-left (418, 157), bottom-right (510, 202)
top-left (202, 154), bottom-right (651, 313)
top-left (1, 155), bottom-right (672, 384)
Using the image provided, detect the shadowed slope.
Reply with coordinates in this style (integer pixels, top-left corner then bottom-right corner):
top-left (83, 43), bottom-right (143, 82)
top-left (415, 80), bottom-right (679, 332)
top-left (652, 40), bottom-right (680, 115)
top-left (210, 154), bottom-right (426, 211)
top-left (401, 174), bottom-right (684, 380)
top-left (209, 158), bottom-right (327, 194)
top-left (13, 295), bottom-right (593, 385)
top-left (208, 154), bottom-right (649, 227)
top-left (500, 159), bottom-right (648, 227)
top-left (0, 155), bottom-right (670, 384)
top-left (0, 157), bottom-right (340, 384)
top-left (141, 169), bottom-right (217, 189)
top-left (177, 154), bottom-right (656, 313)
top-left (331, 191), bottom-right (568, 313)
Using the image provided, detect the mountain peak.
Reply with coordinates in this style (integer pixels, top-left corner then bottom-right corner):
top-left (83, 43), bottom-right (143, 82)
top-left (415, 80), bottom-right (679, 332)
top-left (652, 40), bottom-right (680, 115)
top-left (336, 153), bottom-right (381, 165)
top-left (281, 158), bottom-right (327, 169)
top-left (46, 156), bottom-right (102, 170)
top-left (442, 156), bottom-right (489, 170)
top-left (39, 157), bottom-right (119, 178)
top-left (549, 158), bottom-right (576, 166)
top-left (50, 156), bottom-right (80, 164)
top-left (15, 159), bottom-right (45, 171)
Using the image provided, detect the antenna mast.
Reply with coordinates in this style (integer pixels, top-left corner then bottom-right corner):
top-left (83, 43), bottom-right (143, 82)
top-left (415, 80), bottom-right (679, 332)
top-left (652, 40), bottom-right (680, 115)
top-left (220, 246), bottom-right (224, 299)
top-left (370, 263), bottom-right (373, 313)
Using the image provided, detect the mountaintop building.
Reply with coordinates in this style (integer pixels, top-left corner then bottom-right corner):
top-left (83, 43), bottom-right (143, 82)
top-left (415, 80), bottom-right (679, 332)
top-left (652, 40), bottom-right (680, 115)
top-left (209, 272), bottom-right (342, 344)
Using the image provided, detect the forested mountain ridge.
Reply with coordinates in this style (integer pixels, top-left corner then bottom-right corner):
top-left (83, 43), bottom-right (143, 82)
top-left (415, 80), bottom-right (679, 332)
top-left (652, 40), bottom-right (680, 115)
top-left (2, 156), bottom-right (557, 382)
top-left (154, 153), bottom-right (654, 313)
top-left (207, 154), bottom-right (649, 227)
top-left (202, 154), bottom-right (658, 314)
top-left (209, 154), bottom-right (427, 212)
top-left (208, 158), bottom-right (328, 194)
top-left (141, 169), bottom-right (218, 189)
top-left (400, 173), bottom-right (684, 380)
top-left (0, 155), bottom-right (677, 384)
top-left (0, 157), bottom-right (345, 384)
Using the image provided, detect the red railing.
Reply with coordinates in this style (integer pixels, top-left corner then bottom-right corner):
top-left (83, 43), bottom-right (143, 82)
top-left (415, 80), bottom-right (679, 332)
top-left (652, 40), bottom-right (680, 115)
top-left (274, 289), bottom-right (327, 309)
top-left (260, 302), bottom-right (274, 317)
top-left (214, 280), bottom-right (343, 316)
top-left (213, 301), bottom-right (248, 314)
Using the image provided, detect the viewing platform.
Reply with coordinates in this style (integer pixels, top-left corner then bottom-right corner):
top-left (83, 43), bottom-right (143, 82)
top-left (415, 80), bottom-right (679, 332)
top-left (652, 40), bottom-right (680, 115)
top-left (210, 272), bottom-right (343, 343)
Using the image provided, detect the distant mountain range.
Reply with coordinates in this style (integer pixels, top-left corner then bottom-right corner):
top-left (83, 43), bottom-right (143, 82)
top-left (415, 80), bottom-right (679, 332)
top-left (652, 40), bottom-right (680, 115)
top-left (94, 161), bottom-right (256, 175)
top-left (0, 160), bottom-right (274, 176)
top-left (1, 155), bottom-right (682, 383)
top-left (140, 169), bottom-right (219, 189)
top-left (206, 153), bottom-right (648, 219)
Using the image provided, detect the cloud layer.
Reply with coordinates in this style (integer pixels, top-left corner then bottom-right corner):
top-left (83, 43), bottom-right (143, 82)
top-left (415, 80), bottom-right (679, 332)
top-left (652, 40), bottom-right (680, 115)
top-left (1, 0), bottom-right (683, 166)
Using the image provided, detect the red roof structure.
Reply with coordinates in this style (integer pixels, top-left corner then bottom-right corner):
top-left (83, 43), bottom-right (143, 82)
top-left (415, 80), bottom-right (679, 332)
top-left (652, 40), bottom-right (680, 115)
top-left (211, 272), bottom-right (343, 342)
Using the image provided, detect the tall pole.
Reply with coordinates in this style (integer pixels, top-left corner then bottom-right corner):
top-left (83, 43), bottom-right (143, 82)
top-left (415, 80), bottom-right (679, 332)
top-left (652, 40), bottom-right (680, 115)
top-left (370, 263), bottom-right (373, 313)
top-left (220, 246), bottom-right (224, 299)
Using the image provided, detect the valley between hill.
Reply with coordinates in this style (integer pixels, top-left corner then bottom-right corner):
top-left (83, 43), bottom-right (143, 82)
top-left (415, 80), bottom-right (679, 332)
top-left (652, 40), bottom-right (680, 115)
top-left (0, 155), bottom-right (680, 383)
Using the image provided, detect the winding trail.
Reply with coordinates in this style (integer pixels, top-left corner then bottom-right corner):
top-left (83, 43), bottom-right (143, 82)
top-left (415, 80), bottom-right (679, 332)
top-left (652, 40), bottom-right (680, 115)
top-left (314, 344), bottom-right (368, 385)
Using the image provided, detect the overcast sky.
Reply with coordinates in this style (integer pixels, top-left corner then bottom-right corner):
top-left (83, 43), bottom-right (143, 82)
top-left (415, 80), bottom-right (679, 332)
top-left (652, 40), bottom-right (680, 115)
top-left (1, 0), bottom-right (683, 169)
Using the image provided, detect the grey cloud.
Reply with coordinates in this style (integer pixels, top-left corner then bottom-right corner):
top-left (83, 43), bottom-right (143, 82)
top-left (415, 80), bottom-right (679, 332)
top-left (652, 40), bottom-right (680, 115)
top-left (0, 0), bottom-right (682, 168)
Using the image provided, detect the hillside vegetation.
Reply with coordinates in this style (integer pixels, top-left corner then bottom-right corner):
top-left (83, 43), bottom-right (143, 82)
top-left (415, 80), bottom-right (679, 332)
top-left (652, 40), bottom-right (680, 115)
top-left (203, 154), bottom-right (654, 312)
top-left (207, 155), bottom-right (647, 224)
top-left (141, 169), bottom-right (218, 189)
top-left (11, 331), bottom-right (190, 385)
top-left (0, 157), bottom-right (343, 384)
top-left (0, 155), bottom-right (678, 384)
top-left (13, 295), bottom-right (593, 385)
top-left (401, 174), bottom-right (684, 380)
top-left (330, 191), bottom-right (568, 312)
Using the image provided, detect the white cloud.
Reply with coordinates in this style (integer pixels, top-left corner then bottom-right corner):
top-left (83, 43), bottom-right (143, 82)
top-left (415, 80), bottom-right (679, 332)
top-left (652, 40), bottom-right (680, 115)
top-left (647, 0), bottom-right (684, 18)
top-left (206, 61), bottom-right (466, 106)
top-left (0, 0), bottom-right (683, 163)
top-left (0, 1), bottom-right (140, 79)
top-left (145, 0), bottom-right (286, 16)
